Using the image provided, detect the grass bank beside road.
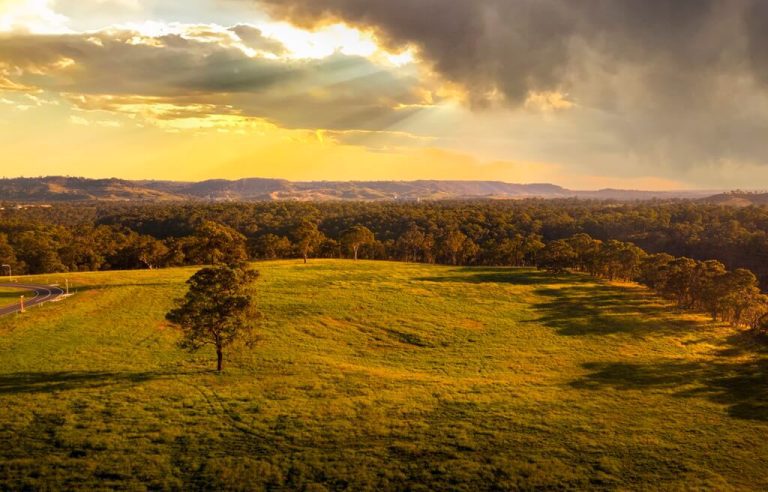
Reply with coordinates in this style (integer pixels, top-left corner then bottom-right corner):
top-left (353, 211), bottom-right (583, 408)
top-left (0, 286), bottom-right (27, 302)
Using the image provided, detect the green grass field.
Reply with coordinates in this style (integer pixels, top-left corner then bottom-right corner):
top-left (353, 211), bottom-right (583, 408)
top-left (0, 286), bottom-right (26, 302)
top-left (0, 260), bottom-right (766, 490)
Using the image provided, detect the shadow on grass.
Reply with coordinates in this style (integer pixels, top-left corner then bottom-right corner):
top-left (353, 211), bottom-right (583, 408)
top-left (0, 371), bottom-right (182, 395)
top-left (570, 355), bottom-right (768, 421)
top-left (530, 284), bottom-right (704, 337)
top-left (415, 267), bottom-right (592, 286)
top-left (522, 277), bottom-right (768, 422)
top-left (72, 282), bottom-right (179, 293)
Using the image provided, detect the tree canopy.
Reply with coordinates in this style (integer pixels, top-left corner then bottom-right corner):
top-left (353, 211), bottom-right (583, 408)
top-left (166, 265), bottom-right (259, 371)
top-left (293, 220), bottom-right (325, 264)
top-left (340, 225), bottom-right (375, 260)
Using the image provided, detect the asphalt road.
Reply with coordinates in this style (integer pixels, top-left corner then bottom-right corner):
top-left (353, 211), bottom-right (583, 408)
top-left (0, 283), bottom-right (66, 317)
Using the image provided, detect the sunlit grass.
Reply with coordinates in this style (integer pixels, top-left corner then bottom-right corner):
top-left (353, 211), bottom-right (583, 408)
top-left (0, 261), bottom-right (766, 490)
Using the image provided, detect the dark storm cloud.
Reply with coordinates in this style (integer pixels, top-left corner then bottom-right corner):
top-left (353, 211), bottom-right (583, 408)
top-left (256, 0), bottom-right (751, 104)
top-left (745, 0), bottom-right (768, 84)
top-left (0, 29), bottom-right (426, 130)
top-left (258, 0), bottom-right (575, 105)
top-left (257, 0), bottom-right (768, 169)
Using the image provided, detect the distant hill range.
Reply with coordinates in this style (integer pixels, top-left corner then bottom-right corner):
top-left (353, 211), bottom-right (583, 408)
top-left (699, 191), bottom-right (768, 207)
top-left (0, 176), bottom-right (723, 203)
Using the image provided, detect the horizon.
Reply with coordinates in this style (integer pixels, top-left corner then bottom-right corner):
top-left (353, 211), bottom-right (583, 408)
top-left (0, 174), bottom-right (730, 193)
top-left (2, 1), bottom-right (768, 189)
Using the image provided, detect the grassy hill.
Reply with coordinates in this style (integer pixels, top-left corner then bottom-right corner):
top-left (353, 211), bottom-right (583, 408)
top-left (0, 176), bottom-right (717, 203)
top-left (0, 261), bottom-right (766, 490)
top-left (701, 191), bottom-right (768, 207)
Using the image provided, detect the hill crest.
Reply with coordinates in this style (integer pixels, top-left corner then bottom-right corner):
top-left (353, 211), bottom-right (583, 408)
top-left (0, 176), bottom-right (719, 202)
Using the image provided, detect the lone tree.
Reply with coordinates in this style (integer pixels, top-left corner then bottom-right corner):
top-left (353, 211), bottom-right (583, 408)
top-left (166, 265), bottom-right (259, 372)
top-left (293, 220), bottom-right (325, 264)
top-left (341, 225), bottom-right (375, 260)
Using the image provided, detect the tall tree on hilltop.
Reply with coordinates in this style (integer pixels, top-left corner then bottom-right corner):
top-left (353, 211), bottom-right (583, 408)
top-left (341, 225), bottom-right (375, 260)
top-left (293, 220), bottom-right (325, 264)
top-left (166, 265), bottom-right (259, 372)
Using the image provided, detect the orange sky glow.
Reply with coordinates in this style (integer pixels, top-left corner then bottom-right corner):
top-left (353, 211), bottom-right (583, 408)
top-left (0, 0), bottom-right (763, 189)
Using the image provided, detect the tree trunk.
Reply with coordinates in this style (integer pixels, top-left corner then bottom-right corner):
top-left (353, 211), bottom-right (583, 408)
top-left (353, 246), bottom-right (359, 260)
top-left (216, 348), bottom-right (223, 372)
top-left (303, 253), bottom-right (308, 264)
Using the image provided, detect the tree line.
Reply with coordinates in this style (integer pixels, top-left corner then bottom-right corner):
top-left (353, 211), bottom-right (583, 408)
top-left (1, 200), bottom-right (767, 275)
top-left (2, 200), bottom-right (768, 334)
top-left (538, 234), bottom-right (768, 332)
top-left (0, 215), bottom-right (542, 274)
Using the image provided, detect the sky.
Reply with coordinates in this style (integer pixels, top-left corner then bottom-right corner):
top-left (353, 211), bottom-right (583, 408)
top-left (1, 0), bottom-right (767, 189)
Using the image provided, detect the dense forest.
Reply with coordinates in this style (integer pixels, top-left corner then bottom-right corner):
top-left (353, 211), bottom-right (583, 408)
top-left (2, 199), bottom-right (768, 331)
